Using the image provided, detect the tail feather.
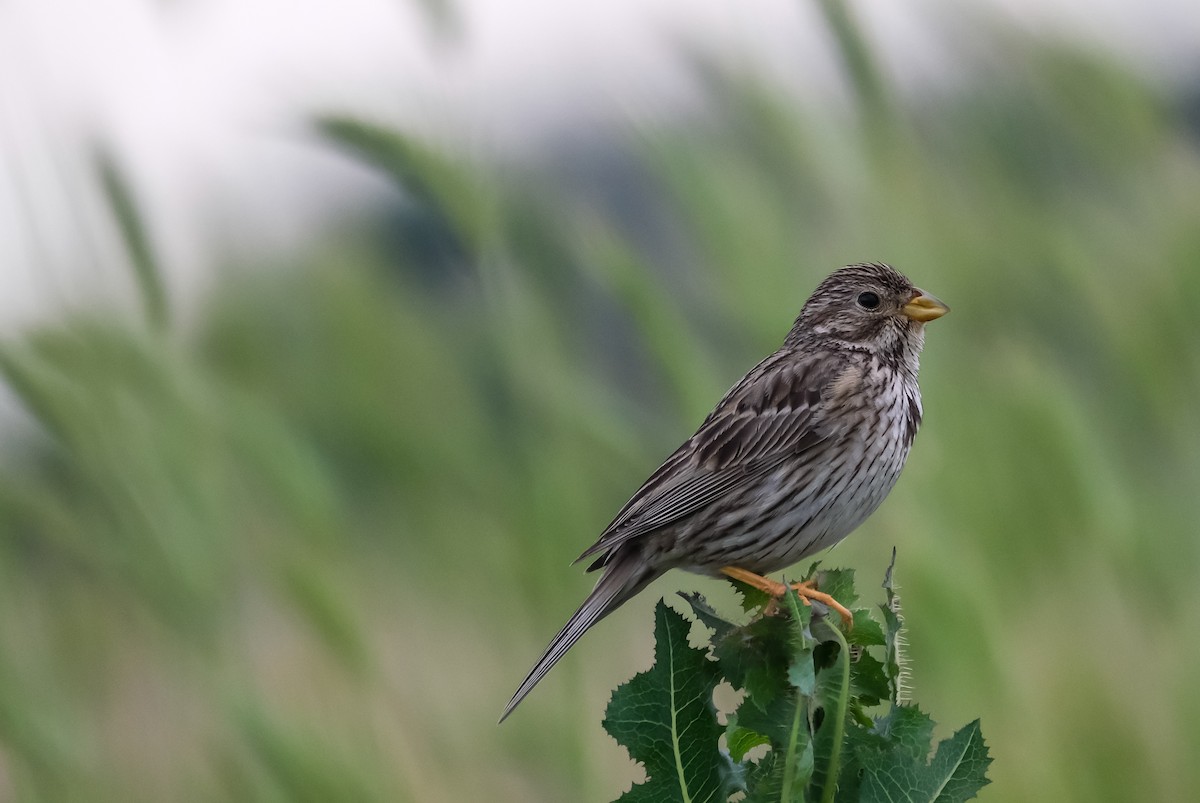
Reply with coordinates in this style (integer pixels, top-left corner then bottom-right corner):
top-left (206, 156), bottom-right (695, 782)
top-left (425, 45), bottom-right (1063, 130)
top-left (499, 556), bottom-right (653, 723)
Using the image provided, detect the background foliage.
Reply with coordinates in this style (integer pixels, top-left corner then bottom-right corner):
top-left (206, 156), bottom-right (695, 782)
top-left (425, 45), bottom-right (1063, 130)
top-left (2, 4), bottom-right (1199, 802)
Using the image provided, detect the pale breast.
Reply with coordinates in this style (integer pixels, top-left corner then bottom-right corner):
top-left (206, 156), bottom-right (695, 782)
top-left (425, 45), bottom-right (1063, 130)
top-left (672, 360), bottom-right (920, 575)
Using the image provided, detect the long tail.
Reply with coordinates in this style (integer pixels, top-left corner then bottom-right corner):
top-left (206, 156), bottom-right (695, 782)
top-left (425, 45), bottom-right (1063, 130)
top-left (499, 554), bottom-right (655, 723)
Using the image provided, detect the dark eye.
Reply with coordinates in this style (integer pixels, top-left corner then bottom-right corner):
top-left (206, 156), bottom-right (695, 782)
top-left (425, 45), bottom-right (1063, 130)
top-left (857, 291), bottom-right (881, 310)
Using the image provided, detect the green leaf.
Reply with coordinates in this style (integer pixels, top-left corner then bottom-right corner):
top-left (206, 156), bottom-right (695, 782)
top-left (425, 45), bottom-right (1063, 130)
top-left (678, 592), bottom-right (737, 643)
top-left (726, 723), bottom-right (771, 763)
top-left (738, 721), bottom-right (814, 803)
top-left (875, 705), bottom-right (936, 761)
top-left (926, 720), bottom-right (992, 802)
top-left (849, 651), bottom-right (891, 707)
top-left (756, 739), bottom-right (815, 803)
top-left (847, 611), bottom-right (886, 647)
top-left (779, 589), bottom-right (819, 802)
top-left (727, 577), bottom-right (773, 612)
top-left (603, 601), bottom-right (734, 803)
top-left (858, 719), bottom-right (992, 803)
top-left (811, 568), bottom-right (858, 610)
top-left (732, 689), bottom-right (800, 751)
top-left (605, 561), bottom-right (990, 802)
top-left (809, 620), bottom-right (852, 803)
top-left (713, 614), bottom-right (794, 712)
top-left (787, 646), bottom-right (817, 697)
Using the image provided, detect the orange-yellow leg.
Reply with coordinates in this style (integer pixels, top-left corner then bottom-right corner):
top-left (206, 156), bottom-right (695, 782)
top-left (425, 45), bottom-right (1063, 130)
top-left (720, 566), bottom-right (854, 629)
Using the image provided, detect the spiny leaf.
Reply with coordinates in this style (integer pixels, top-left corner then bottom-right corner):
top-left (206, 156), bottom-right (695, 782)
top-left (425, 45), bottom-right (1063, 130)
top-left (727, 577), bottom-right (773, 612)
top-left (741, 737), bottom-right (814, 803)
top-left (713, 614), bottom-right (794, 711)
top-left (857, 719), bottom-right (992, 803)
top-left (605, 561), bottom-right (990, 802)
top-left (848, 651), bottom-right (890, 708)
top-left (847, 611), bottom-right (886, 647)
top-left (809, 619), bottom-right (852, 803)
top-left (779, 588), bottom-right (819, 802)
top-left (787, 645), bottom-right (817, 697)
top-left (875, 705), bottom-right (936, 761)
top-left (881, 547), bottom-right (910, 705)
top-left (603, 601), bottom-right (734, 803)
top-left (677, 592), bottom-right (737, 643)
top-left (736, 702), bottom-right (815, 803)
top-left (727, 590), bottom-right (821, 801)
top-left (925, 720), bottom-right (992, 802)
top-left (836, 702), bottom-right (937, 798)
top-left (811, 568), bottom-right (858, 610)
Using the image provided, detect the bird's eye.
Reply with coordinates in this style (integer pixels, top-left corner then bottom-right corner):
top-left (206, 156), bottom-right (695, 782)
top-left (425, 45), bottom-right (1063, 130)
top-left (857, 291), bottom-right (881, 310)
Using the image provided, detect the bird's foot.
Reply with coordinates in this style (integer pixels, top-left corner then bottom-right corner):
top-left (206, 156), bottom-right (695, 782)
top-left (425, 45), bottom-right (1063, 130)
top-left (786, 579), bottom-right (854, 630)
top-left (720, 566), bottom-right (853, 630)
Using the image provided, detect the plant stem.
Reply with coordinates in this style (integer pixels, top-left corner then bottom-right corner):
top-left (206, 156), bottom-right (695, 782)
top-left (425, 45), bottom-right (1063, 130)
top-left (780, 589), bottom-right (813, 803)
top-left (780, 679), bottom-right (807, 803)
top-left (819, 623), bottom-right (852, 803)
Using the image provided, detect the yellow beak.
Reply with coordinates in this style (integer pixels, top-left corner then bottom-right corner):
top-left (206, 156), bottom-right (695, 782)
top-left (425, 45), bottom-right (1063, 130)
top-left (901, 290), bottom-right (949, 323)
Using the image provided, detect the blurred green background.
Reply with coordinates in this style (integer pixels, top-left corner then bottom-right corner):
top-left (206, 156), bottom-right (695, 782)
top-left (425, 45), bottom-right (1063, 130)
top-left (3, 3), bottom-right (1200, 801)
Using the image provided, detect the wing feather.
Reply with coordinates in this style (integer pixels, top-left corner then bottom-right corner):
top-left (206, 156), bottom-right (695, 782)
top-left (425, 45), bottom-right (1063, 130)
top-left (576, 349), bottom-right (845, 567)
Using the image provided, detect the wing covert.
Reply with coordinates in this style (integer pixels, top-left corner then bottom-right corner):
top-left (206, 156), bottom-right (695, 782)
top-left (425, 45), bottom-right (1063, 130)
top-left (576, 349), bottom-right (845, 566)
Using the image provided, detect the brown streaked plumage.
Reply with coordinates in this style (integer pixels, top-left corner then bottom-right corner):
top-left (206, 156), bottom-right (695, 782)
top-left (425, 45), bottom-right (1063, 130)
top-left (500, 262), bottom-right (948, 722)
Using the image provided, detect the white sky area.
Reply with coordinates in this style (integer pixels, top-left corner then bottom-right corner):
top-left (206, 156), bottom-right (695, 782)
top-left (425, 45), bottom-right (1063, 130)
top-left (0, 0), bottom-right (1198, 331)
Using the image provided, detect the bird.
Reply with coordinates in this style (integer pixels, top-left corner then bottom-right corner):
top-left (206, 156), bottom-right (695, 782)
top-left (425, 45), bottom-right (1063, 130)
top-left (500, 262), bottom-right (948, 722)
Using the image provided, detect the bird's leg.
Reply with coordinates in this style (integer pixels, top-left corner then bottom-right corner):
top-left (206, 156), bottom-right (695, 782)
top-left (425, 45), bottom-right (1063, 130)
top-left (719, 566), bottom-right (854, 629)
top-left (719, 566), bottom-right (788, 596)
top-left (787, 578), bottom-right (854, 630)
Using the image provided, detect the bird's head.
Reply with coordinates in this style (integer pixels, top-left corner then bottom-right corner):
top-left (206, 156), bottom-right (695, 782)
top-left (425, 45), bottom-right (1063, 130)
top-left (786, 262), bottom-right (949, 363)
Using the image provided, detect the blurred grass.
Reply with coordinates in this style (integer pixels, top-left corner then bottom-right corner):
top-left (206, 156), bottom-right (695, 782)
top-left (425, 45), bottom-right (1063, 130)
top-left (3, 8), bottom-right (1200, 802)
